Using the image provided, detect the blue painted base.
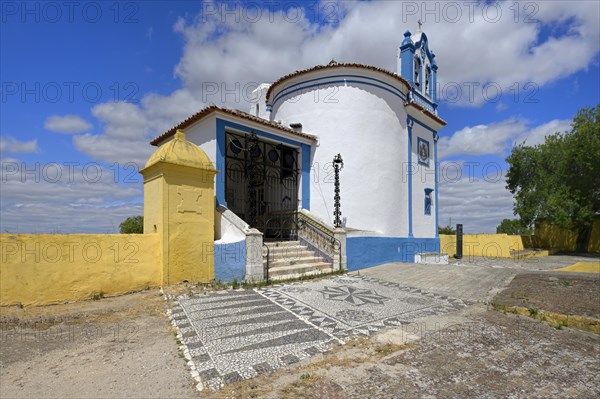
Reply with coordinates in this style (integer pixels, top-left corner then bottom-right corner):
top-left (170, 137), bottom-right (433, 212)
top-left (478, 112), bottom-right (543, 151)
top-left (346, 236), bottom-right (440, 271)
top-left (214, 241), bottom-right (246, 282)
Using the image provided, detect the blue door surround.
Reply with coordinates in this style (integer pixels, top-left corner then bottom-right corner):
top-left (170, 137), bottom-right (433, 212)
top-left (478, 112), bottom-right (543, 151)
top-left (216, 118), bottom-right (311, 210)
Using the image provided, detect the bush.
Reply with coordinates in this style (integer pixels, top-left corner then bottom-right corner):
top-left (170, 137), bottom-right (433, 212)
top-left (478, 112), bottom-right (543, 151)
top-left (119, 216), bottom-right (143, 234)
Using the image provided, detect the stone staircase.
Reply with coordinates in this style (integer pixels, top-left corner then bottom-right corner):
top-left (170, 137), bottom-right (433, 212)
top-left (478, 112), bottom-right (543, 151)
top-left (264, 241), bottom-right (333, 280)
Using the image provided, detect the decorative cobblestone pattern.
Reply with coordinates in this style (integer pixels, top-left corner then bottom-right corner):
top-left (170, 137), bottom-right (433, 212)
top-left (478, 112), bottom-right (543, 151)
top-left (168, 275), bottom-right (470, 391)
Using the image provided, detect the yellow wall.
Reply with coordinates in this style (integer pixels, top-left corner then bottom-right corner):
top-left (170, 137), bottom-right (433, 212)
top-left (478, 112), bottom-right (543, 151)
top-left (589, 219), bottom-right (600, 253)
top-left (440, 234), bottom-right (524, 258)
top-left (0, 131), bottom-right (218, 307)
top-left (0, 234), bottom-right (160, 306)
top-left (534, 218), bottom-right (600, 253)
top-left (440, 219), bottom-right (600, 257)
top-left (141, 162), bottom-right (216, 285)
top-left (534, 223), bottom-right (578, 252)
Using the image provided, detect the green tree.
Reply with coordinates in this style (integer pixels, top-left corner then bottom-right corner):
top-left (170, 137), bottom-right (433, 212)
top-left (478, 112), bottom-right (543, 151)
top-left (438, 224), bottom-right (456, 235)
top-left (506, 105), bottom-right (600, 252)
top-left (119, 216), bottom-right (144, 234)
top-left (496, 218), bottom-right (532, 235)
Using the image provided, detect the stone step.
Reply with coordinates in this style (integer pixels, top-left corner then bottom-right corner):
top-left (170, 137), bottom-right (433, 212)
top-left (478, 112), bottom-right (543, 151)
top-left (268, 268), bottom-right (334, 281)
top-left (265, 247), bottom-right (313, 258)
top-left (268, 262), bottom-right (333, 278)
top-left (415, 252), bottom-right (449, 265)
top-left (267, 255), bottom-right (328, 268)
top-left (264, 241), bottom-right (301, 248)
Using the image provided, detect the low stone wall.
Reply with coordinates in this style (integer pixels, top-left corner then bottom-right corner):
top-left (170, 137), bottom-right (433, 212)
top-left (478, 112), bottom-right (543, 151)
top-left (0, 234), bottom-right (160, 306)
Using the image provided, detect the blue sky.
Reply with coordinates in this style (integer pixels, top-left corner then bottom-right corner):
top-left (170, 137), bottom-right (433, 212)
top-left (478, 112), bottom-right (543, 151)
top-left (1, 0), bottom-right (599, 233)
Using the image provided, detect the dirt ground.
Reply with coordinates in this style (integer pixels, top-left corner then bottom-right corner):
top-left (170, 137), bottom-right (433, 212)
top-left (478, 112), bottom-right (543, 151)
top-left (0, 289), bottom-right (200, 399)
top-left (1, 271), bottom-right (599, 399)
top-left (493, 272), bottom-right (600, 319)
top-left (206, 304), bottom-right (599, 399)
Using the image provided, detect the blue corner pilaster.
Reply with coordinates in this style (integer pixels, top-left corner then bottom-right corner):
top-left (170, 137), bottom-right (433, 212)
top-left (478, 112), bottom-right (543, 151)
top-left (407, 118), bottom-right (413, 237)
top-left (216, 119), bottom-right (226, 206)
top-left (400, 30), bottom-right (415, 86)
top-left (431, 63), bottom-right (438, 104)
top-left (301, 144), bottom-right (311, 210)
top-left (434, 133), bottom-right (439, 237)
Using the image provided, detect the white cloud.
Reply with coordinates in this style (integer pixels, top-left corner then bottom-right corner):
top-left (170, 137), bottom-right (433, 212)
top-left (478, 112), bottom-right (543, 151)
top-left (439, 171), bottom-right (515, 234)
top-left (44, 114), bottom-right (92, 134)
top-left (72, 1), bottom-right (598, 165)
top-left (72, 102), bottom-right (153, 166)
top-left (171, 0), bottom-right (599, 107)
top-left (439, 118), bottom-right (528, 158)
top-left (0, 159), bottom-right (142, 233)
top-left (13, 1), bottom-right (595, 232)
top-left (518, 119), bottom-right (572, 147)
top-left (0, 137), bottom-right (40, 154)
top-left (439, 118), bottom-right (572, 158)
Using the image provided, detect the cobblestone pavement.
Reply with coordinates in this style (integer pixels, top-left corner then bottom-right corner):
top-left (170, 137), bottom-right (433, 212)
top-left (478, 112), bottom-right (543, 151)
top-left (171, 275), bottom-right (471, 390)
top-left (358, 255), bottom-right (599, 302)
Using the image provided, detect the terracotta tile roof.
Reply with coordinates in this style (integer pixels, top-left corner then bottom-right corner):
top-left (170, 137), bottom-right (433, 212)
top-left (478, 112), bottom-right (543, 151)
top-left (405, 102), bottom-right (447, 126)
top-left (266, 62), bottom-right (412, 102)
top-left (150, 105), bottom-right (317, 146)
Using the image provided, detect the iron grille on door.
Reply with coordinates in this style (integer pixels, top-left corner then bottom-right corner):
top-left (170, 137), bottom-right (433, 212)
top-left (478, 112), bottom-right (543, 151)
top-left (225, 131), bottom-right (299, 240)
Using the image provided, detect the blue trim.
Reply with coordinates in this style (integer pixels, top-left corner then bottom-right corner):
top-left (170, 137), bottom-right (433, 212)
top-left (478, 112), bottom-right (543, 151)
top-left (407, 119), bottom-right (413, 237)
top-left (413, 32), bottom-right (436, 66)
top-left (401, 30), bottom-right (414, 48)
top-left (347, 236), bottom-right (440, 270)
top-left (301, 144), bottom-right (311, 210)
top-left (401, 45), bottom-right (414, 84)
top-left (407, 114), bottom-right (437, 134)
top-left (216, 118), bottom-right (311, 209)
top-left (270, 75), bottom-right (407, 109)
top-left (434, 137), bottom-right (439, 237)
top-left (214, 241), bottom-right (246, 282)
top-left (216, 119), bottom-right (226, 206)
top-left (417, 137), bottom-right (430, 167)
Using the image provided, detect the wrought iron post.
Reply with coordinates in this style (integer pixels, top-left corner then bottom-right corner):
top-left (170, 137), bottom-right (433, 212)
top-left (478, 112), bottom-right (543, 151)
top-left (333, 153), bottom-right (344, 228)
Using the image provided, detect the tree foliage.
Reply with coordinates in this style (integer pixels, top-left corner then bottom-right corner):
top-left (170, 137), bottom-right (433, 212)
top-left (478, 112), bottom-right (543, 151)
top-left (506, 105), bottom-right (599, 250)
top-left (438, 224), bottom-right (456, 235)
top-left (119, 216), bottom-right (144, 234)
top-left (496, 218), bottom-right (532, 235)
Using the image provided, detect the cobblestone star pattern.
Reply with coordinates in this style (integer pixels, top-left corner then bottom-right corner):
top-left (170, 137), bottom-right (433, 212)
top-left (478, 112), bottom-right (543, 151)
top-left (170, 275), bottom-right (471, 391)
top-left (318, 285), bottom-right (391, 306)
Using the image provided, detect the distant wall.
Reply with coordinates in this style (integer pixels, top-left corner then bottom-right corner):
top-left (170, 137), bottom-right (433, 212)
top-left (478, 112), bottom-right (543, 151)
top-left (440, 234), bottom-right (523, 258)
top-left (0, 234), bottom-right (160, 306)
top-left (534, 218), bottom-right (600, 253)
top-left (589, 219), bottom-right (600, 253)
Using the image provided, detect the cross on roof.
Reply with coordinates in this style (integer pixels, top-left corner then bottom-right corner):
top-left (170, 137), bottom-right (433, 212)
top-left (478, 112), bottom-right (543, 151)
top-left (418, 19), bottom-right (423, 31)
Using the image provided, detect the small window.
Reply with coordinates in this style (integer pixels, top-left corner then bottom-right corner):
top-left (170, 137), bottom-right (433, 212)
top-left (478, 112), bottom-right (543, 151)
top-left (424, 188), bottom-right (434, 216)
top-left (425, 66), bottom-right (431, 94)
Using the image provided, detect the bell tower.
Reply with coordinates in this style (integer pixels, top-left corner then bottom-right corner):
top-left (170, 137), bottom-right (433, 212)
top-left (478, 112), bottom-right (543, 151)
top-left (398, 24), bottom-right (438, 106)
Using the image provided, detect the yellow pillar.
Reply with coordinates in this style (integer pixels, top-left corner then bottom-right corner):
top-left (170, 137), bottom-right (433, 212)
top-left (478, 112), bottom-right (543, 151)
top-left (140, 130), bottom-right (218, 285)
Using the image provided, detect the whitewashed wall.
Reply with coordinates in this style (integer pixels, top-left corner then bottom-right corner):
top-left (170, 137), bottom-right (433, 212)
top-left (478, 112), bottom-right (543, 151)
top-left (270, 71), bottom-right (411, 237)
top-left (411, 124), bottom-right (437, 238)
